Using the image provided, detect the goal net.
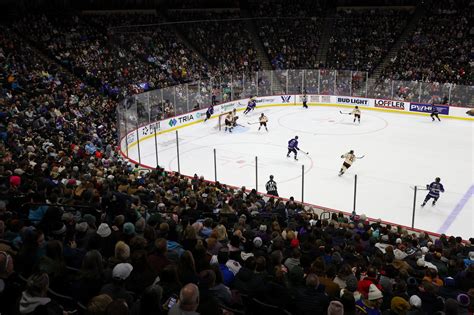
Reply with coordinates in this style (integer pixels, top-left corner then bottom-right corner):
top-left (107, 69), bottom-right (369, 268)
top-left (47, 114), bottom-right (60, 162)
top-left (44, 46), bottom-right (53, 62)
top-left (214, 112), bottom-right (228, 131)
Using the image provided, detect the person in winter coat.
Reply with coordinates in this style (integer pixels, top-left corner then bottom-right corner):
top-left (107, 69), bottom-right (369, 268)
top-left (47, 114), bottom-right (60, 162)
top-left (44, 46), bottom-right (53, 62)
top-left (19, 272), bottom-right (63, 315)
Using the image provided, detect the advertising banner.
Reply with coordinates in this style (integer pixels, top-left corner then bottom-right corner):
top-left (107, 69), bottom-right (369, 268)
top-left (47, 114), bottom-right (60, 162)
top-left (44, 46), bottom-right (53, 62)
top-left (335, 96), bottom-right (370, 106)
top-left (409, 103), bottom-right (450, 115)
top-left (374, 99), bottom-right (406, 110)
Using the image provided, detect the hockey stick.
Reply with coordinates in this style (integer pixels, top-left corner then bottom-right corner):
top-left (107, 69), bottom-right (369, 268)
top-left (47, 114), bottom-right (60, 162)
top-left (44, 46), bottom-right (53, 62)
top-left (356, 155), bottom-right (365, 159)
top-left (299, 150), bottom-right (309, 155)
top-left (247, 122), bottom-right (260, 125)
top-left (339, 111), bottom-right (351, 115)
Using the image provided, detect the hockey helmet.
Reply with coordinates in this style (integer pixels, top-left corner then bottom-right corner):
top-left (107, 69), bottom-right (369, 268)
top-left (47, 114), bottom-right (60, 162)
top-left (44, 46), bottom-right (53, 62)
top-left (295, 136), bottom-right (299, 139)
top-left (270, 175), bottom-right (274, 179)
top-left (435, 177), bottom-right (441, 182)
top-left (350, 150), bottom-right (354, 154)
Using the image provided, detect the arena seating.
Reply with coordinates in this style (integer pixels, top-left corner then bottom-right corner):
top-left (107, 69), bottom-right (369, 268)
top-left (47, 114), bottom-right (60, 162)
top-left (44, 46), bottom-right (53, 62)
top-left (380, 0), bottom-right (472, 85)
top-left (326, 9), bottom-right (411, 73)
top-left (0, 3), bottom-right (473, 315)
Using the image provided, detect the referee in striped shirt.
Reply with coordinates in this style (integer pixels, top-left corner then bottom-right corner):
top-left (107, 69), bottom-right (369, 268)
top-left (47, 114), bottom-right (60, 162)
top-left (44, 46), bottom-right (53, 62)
top-left (266, 175), bottom-right (279, 196)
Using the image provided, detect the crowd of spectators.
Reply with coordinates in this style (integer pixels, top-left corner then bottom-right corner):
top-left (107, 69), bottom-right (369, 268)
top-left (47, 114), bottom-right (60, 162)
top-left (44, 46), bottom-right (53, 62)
top-left (167, 10), bottom-right (262, 75)
top-left (380, 0), bottom-right (473, 85)
top-left (249, 0), bottom-right (325, 70)
top-left (84, 13), bottom-right (210, 86)
top-left (326, 9), bottom-right (410, 73)
top-left (0, 4), bottom-right (473, 315)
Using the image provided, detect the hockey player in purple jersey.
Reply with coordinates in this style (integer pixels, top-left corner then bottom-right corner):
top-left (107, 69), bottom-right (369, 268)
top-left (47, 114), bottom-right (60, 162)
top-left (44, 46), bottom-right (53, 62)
top-left (421, 177), bottom-right (444, 206)
top-left (204, 105), bottom-right (214, 122)
top-left (287, 136), bottom-right (300, 160)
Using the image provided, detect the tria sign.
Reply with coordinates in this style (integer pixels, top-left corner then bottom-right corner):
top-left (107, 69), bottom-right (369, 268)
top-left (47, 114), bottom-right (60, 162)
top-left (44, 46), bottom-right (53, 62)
top-left (168, 114), bottom-right (195, 127)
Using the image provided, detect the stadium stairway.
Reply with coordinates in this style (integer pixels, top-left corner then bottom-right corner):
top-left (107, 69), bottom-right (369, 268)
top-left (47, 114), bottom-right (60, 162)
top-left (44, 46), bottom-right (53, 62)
top-left (240, 9), bottom-right (273, 71)
top-left (315, 9), bottom-right (336, 67)
top-left (370, 4), bottom-right (427, 79)
top-left (158, 12), bottom-right (212, 69)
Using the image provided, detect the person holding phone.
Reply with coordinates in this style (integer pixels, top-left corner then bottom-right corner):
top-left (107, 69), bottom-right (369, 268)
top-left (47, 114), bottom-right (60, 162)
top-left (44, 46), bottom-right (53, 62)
top-left (168, 283), bottom-right (200, 315)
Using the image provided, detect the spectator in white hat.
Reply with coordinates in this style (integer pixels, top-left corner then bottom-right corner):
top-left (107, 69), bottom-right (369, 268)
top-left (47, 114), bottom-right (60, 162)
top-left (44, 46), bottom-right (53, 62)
top-left (100, 263), bottom-right (134, 306)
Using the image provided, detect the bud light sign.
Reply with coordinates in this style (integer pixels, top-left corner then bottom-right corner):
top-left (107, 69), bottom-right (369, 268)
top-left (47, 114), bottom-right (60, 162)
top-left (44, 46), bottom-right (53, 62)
top-left (410, 103), bottom-right (450, 115)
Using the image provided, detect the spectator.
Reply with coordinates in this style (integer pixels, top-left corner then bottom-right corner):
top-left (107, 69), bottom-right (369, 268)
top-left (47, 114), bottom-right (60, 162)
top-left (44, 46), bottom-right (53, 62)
top-left (177, 250), bottom-right (199, 285)
top-left (19, 272), bottom-right (63, 314)
top-left (100, 263), bottom-right (135, 306)
top-left (356, 283), bottom-right (384, 315)
top-left (217, 248), bottom-right (235, 286)
top-left (169, 283), bottom-right (200, 315)
top-left (294, 273), bottom-right (330, 314)
top-left (130, 284), bottom-right (165, 315)
top-left (74, 250), bottom-right (105, 304)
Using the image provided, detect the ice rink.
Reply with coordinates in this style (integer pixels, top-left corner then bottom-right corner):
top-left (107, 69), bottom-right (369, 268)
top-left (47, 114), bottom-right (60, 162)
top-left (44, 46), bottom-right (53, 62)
top-left (126, 106), bottom-right (474, 239)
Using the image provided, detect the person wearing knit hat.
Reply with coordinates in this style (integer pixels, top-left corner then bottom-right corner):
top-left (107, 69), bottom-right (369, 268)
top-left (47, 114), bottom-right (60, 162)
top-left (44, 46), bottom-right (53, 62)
top-left (112, 263), bottom-right (133, 280)
top-left (391, 296), bottom-right (410, 314)
top-left (290, 238), bottom-right (299, 248)
top-left (409, 295), bottom-right (422, 309)
top-left (9, 175), bottom-right (21, 187)
top-left (356, 284), bottom-right (383, 315)
top-left (327, 300), bottom-right (344, 315)
top-left (101, 263), bottom-right (134, 306)
top-left (96, 223), bottom-right (111, 238)
top-left (253, 237), bottom-right (263, 248)
top-left (75, 221), bottom-right (89, 233)
top-left (457, 293), bottom-right (470, 310)
top-left (122, 222), bottom-right (135, 236)
top-left (368, 284), bottom-right (383, 301)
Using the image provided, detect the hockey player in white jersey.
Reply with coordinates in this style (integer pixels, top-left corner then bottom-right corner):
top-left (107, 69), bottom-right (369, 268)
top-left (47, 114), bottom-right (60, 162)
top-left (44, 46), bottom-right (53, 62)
top-left (351, 106), bottom-right (361, 123)
top-left (258, 113), bottom-right (268, 131)
top-left (224, 112), bottom-right (234, 132)
top-left (339, 150), bottom-right (357, 176)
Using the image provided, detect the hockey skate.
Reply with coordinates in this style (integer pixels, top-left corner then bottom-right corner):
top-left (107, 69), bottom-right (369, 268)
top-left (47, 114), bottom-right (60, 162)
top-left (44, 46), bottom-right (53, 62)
top-left (421, 202), bottom-right (426, 207)
top-left (432, 201), bottom-right (436, 206)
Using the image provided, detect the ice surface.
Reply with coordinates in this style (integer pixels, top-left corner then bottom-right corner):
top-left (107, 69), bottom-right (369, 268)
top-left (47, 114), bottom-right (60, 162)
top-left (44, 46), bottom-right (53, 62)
top-left (127, 106), bottom-right (474, 239)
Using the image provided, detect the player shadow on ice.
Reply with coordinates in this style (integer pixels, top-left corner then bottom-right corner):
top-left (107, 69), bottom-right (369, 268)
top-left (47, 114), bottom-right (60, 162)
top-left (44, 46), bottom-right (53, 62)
top-left (225, 125), bottom-right (249, 133)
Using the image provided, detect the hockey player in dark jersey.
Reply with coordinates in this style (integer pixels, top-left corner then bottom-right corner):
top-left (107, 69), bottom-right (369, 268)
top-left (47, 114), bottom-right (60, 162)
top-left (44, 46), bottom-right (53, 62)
top-left (287, 136), bottom-right (300, 160)
top-left (302, 93), bottom-right (308, 109)
top-left (421, 177), bottom-right (444, 206)
top-left (204, 104), bottom-right (214, 122)
top-left (244, 97), bottom-right (257, 115)
top-left (431, 105), bottom-right (441, 121)
top-left (265, 175), bottom-right (279, 196)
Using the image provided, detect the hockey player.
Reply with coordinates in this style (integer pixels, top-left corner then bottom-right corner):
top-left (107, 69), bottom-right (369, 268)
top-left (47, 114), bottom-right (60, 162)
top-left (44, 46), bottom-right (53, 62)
top-left (302, 93), bottom-right (308, 109)
top-left (431, 105), bottom-right (441, 122)
top-left (224, 112), bottom-right (234, 132)
top-left (351, 106), bottom-right (361, 123)
top-left (421, 177), bottom-right (444, 206)
top-left (258, 113), bottom-right (268, 131)
top-left (287, 136), bottom-right (300, 160)
top-left (266, 175), bottom-right (278, 196)
top-left (339, 150), bottom-right (356, 176)
top-left (232, 108), bottom-right (239, 127)
top-left (204, 104), bottom-right (214, 122)
top-left (243, 96), bottom-right (257, 115)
